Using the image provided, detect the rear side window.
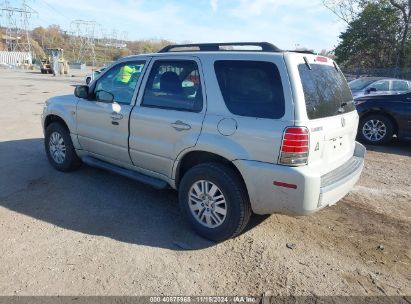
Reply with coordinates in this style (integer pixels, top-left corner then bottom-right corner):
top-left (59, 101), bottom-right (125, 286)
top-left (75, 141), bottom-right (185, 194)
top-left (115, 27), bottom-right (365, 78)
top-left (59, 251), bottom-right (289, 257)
top-left (214, 60), bottom-right (285, 119)
top-left (392, 80), bottom-right (410, 91)
top-left (298, 64), bottom-right (355, 119)
top-left (142, 60), bottom-right (203, 112)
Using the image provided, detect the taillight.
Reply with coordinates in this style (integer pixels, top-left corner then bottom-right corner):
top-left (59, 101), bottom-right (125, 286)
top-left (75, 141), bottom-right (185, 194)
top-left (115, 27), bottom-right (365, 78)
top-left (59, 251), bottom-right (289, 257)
top-left (316, 56), bottom-right (328, 62)
top-left (279, 127), bottom-right (309, 166)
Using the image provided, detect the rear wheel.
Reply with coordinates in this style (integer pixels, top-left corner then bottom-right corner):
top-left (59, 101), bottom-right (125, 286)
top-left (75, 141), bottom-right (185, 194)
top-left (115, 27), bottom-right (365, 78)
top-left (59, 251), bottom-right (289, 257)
top-left (179, 163), bottom-right (251, 241)
top-left (45, 122), bottom-right (81, 171)
top-left (359, 114), bottom-right (394, 145)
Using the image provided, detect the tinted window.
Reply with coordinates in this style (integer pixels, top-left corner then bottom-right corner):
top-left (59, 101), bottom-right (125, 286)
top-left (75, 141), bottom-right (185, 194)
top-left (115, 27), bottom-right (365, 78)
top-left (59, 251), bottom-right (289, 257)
top-left (392, 80), bottom-right (410, 91)
top-left (371, 80), bottom-right (389, 91)
top-left (298, 64), bottom-right (355, 119)
top-left (142, 60), bottom-right (203, 112)
top-left (349, 78), bottom-right (376, 90)
top-left (95, 61), bottom-right (144, 105)
top-left (214, 60), bottom-right (285, 119)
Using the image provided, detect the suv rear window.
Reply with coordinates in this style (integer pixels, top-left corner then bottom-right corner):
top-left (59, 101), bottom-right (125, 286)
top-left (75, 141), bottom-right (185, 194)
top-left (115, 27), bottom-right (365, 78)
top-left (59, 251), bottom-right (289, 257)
top-left (214, 60), bottom-right (285, 119)
top-left (298, 64), bottom-right (355, 119)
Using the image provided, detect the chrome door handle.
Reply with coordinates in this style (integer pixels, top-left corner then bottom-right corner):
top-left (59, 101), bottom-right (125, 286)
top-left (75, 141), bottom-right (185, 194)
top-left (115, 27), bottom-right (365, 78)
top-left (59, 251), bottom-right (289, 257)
top-left (110, 112), bottom-right (123, 120)
top-left (171, 120), bottom-right (191, 131)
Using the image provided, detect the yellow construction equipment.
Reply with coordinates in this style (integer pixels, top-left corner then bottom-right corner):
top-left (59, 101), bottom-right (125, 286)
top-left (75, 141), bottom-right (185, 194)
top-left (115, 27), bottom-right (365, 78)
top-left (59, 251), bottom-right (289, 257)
top-left (40, 48), bottom-right (70, 75)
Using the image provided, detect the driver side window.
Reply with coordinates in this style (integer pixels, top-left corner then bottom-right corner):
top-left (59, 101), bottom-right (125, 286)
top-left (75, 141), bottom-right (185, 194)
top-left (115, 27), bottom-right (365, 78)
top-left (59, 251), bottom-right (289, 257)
top-left (94, 61), bottom-right (145, 105)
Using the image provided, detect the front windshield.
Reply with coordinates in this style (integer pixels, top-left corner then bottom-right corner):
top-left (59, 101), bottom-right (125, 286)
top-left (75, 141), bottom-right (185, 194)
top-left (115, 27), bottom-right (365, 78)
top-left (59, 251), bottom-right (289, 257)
top-left (349, 78), bottom-right (376, 90)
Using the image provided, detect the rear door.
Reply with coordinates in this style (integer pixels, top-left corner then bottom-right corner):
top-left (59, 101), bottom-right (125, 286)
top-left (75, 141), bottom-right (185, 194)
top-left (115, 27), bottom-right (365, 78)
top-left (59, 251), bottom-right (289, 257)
top-left (285, 53), bottom-right (358, 173)
top-left (391, 80), bottom-right (411, 94)
top-left (396, 92), bottom-right (411, 138)
top-left (129, 56), bottom-right (206, 178)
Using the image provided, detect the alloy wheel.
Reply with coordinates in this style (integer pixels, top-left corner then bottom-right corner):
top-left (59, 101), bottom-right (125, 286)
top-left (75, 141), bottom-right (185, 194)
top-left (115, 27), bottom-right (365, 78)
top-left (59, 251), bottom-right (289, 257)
top-left (49, 131), bottom-right (66, 164)
top-left (188, 180), bottom-right (227, 228)
top-left (362, 119), bottom-right (387, 142)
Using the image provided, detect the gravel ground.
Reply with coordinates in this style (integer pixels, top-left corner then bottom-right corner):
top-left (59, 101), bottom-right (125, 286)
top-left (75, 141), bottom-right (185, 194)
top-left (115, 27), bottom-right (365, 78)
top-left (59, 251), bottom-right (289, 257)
top-left (0, 69), bottom-right (410, 296)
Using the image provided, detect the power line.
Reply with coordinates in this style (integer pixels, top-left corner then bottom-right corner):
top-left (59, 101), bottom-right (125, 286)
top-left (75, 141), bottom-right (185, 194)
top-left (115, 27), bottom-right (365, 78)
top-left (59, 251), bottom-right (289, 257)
top-left (0, 0), bottom-right (37, 55)
top-left (37, 0), bottom-right (70, 21)
top-left (70, 19), bottom-right (97, 65)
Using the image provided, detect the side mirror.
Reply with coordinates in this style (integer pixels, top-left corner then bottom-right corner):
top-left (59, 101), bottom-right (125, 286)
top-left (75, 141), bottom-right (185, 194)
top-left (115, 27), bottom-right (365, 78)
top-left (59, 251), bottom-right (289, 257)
top-left (367, 87), bottom-right (377, 93)
top-left (96, 90), bottom-right (114, 102)
top-left (74, 85), bottom-right (89, 99)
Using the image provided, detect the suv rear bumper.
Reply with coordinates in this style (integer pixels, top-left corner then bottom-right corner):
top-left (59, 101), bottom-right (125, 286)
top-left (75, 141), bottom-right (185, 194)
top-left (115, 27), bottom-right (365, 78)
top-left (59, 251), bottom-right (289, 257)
top-left (234, 142), bottom-right (366, 215)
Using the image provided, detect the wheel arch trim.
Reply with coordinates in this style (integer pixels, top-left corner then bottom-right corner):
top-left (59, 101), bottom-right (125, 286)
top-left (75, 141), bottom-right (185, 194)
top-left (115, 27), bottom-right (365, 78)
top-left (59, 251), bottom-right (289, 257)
top-left (43, 112), bottom-right (81, 150)
top-left (172, 149), bottom-right (249, 192)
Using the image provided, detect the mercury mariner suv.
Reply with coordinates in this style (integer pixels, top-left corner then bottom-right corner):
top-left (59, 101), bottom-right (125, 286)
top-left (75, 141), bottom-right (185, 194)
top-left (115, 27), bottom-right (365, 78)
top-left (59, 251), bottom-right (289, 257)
top-left (42, 42), bottom-right (366, 241)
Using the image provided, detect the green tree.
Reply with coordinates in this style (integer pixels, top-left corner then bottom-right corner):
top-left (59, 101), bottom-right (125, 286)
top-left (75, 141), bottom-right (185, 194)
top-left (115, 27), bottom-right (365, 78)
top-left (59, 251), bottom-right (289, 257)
top-left (388, 0), bottom-right (411, 68)
top-left (335, 2), bottom-right (402, 68)
top-left (322, 0), bottom-right (366, 23)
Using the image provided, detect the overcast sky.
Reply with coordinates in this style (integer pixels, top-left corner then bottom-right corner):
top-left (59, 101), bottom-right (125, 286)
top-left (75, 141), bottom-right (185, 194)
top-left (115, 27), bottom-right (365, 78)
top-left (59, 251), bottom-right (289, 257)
top-left (21, 0), bottom-right (346, 52)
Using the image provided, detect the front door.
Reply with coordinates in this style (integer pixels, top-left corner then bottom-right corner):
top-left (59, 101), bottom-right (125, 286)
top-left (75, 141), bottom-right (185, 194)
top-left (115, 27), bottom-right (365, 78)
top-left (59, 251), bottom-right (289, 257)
top-left (76, 60), bottom-right (147, 164)
top-left (129, 57), bottom-right (206, 178)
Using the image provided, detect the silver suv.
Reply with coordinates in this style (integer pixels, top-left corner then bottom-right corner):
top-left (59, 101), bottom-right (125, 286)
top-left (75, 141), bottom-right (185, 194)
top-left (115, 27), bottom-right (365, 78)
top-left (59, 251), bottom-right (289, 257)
top-left (42, 42), bottom-right (365, 241)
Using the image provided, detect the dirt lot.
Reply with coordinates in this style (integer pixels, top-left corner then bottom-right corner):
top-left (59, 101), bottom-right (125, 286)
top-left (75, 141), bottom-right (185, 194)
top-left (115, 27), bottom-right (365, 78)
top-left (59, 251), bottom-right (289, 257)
top-left (0, 69), bottom-right (410, 296)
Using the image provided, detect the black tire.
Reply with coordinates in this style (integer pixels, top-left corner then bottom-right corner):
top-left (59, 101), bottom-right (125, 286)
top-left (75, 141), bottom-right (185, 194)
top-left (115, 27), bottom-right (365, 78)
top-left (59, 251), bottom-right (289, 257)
top-left (179, 162), bottom-right (252, 242)
top-left (358, 114), bottom-right (394, 145)
top-left (86, 77), bottom-right (91, 85)
top-left (44, 122), bottom-right (81, 172)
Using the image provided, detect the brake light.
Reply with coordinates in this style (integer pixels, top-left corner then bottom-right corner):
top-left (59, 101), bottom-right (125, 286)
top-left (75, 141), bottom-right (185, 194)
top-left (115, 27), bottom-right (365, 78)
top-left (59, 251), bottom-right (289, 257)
top-left (279, 127), bottom-right (309, 166)
top-left (316, 56), bottom-right (328, 62)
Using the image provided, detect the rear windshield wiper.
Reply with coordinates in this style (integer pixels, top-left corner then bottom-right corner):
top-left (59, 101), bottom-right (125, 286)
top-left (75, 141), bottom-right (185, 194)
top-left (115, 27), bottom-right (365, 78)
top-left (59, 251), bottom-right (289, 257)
top-left (333, 61), bottom-right (340, 71)
top-left (336, 101), bottom-right (352, 114)
top-left (342, 100), bottom-right (354, 107)
top-left (303, 56), bottom-right (312, 70)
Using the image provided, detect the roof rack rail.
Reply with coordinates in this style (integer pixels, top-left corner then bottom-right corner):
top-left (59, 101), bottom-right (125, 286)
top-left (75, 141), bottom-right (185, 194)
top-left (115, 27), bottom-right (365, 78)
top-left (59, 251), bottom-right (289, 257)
top-left (158, 42), bottom-right (282, 53)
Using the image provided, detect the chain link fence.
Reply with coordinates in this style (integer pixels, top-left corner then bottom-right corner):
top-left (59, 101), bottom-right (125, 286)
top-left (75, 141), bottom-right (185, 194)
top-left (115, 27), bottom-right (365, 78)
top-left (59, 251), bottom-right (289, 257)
top-left (343, 67), bottom-right (411, 82)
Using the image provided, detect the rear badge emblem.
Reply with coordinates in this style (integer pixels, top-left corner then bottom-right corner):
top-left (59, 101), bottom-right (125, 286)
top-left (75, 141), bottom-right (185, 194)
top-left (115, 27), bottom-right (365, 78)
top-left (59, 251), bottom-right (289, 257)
top-left (311, 126), bottom-right (323, 132)
top-left (315, 142), bottom-right (319, 151)
top-left (341, 117), bottom-right (346, 127)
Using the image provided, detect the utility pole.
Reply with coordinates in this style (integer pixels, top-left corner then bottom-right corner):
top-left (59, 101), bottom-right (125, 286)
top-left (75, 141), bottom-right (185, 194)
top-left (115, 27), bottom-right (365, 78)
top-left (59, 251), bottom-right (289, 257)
top-left (120, 30), bottom-right (128, 48)
top-left (70, 19), bottom-right (97, 68)
top-left (0, 0), bottom-right (36, 56)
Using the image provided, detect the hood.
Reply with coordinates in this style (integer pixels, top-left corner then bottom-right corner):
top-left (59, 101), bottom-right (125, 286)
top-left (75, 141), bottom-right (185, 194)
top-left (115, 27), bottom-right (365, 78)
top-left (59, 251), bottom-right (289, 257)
top-left (46, 94), bottom-right (76, 105)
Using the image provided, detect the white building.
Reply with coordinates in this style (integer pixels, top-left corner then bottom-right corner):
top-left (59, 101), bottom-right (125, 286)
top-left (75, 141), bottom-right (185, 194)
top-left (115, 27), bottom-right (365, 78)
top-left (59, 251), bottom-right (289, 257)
top-left (0, 51), bottom-right (32, 66)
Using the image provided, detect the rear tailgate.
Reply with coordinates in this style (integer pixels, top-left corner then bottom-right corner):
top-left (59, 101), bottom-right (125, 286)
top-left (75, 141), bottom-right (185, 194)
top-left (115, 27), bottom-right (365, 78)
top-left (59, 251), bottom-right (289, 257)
top-left (284, 53), bottom-right (358, 174)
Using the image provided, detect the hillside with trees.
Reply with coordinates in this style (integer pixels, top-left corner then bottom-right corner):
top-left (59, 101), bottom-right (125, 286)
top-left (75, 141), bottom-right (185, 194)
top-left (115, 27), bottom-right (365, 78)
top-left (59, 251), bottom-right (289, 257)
top-left (1, 25), bottom-right (172, 66)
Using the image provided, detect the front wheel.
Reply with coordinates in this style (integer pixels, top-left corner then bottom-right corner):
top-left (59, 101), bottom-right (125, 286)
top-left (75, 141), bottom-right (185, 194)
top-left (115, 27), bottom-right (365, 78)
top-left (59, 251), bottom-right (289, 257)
top-left (358, 114), bottom-right (394, 145)
top-left (45, 122), bottom-right (81, 171)
top-left (179, 163), bottom-right (251, 241)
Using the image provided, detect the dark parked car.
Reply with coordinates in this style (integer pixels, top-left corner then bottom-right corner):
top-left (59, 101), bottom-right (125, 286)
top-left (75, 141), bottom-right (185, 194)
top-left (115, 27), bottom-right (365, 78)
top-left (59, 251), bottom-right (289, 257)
top-left (349, 77), bottom-right (411, 98)
top-left (355, 91), bottom-right (411, 145)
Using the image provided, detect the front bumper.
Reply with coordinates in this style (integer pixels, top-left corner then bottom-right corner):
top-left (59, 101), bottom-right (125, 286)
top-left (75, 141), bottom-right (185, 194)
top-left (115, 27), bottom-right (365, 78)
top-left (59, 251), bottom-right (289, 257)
top-left (234, 142), bottom-right (366, 215)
